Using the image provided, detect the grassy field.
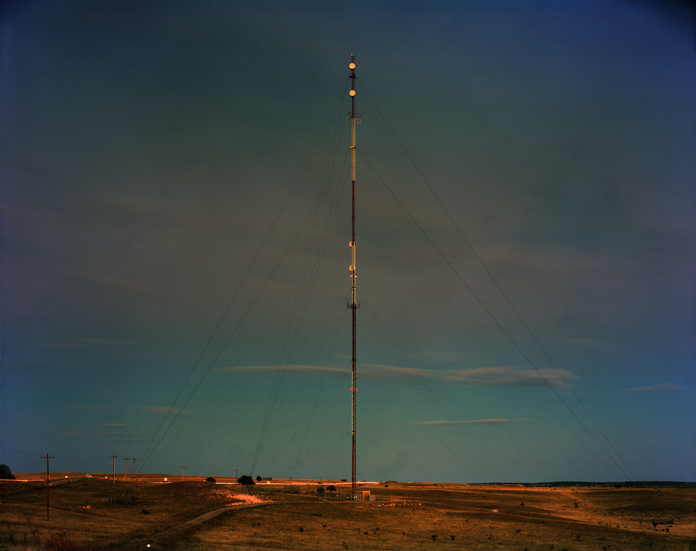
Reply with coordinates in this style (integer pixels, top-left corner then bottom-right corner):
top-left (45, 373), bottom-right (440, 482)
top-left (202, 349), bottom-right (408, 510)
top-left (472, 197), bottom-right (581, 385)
top-left (1, 475), bottom-right (694, 550)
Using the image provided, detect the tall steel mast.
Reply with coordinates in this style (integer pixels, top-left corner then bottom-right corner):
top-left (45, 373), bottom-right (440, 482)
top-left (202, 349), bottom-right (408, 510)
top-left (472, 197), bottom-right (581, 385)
top-left (348, 54), bottom-right (358, 499)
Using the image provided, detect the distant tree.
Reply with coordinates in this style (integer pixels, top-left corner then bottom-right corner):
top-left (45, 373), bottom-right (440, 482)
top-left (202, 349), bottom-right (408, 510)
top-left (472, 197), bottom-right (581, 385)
top-left (0, 464), bottom-right (15, 479)
top-left (316, 486), bottom-right (325, 494)
top-left (237, 475), bottom-right (255, 485)
top-left (327, 485), bottom-right (336, 492)
top-left (256, 475), bottom-right (262, 482)
top-left (205, 477), bottom-right (216, 483)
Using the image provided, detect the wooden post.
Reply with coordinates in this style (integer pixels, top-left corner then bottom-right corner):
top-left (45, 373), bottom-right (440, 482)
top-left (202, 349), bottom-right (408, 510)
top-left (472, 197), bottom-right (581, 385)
top-left (40, 454), bottom-right (54, 520)
top-left (110, 455), bottom-right (118, 484)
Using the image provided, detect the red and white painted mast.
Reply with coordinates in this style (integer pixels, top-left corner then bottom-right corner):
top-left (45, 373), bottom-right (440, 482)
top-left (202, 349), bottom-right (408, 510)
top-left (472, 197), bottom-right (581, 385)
top-left (348, 55), bottom-right (358, 499)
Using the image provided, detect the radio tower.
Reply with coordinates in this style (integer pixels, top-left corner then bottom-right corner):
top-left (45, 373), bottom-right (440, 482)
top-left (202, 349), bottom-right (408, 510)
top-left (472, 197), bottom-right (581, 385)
top-left (347, 54), bottom-right (358, 499)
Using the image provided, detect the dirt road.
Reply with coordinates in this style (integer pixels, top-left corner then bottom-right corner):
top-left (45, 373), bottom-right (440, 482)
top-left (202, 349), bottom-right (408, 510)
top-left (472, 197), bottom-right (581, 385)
top-left (118, 502), bottom-right (269, 550)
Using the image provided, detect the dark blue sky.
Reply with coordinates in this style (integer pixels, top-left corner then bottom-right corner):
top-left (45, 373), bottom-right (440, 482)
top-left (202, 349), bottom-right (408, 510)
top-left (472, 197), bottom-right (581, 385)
top-left (1, 0), bottom-right (694, 482)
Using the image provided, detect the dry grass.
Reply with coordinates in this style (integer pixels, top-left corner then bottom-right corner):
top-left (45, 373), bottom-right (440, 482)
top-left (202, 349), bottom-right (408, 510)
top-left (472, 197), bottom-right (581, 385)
top-left (1, 478), bottom-right (695, 550)
top-left (187, 483), bottom-right (696, 550)
top-left (0, 477), bottom-right (246, 550)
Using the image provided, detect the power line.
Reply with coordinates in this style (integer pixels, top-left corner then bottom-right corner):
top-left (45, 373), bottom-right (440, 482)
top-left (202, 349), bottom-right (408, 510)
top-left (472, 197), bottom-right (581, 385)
top-left (248, 176), bottom-right (347, 472)
top-left (143, 289), bottom-right (300, 471)
top-left (357, 79), bottom-right (635, 481)
top-left (257, 225), bottom-right (351, 476)
top-left (361, 151), bottom-right (631, 481)
top-left (357, 222), bottom-right (627, 480)
top-left (137, 81), bottom-right (351, 473)
top-left (250, 104), bottom-right (353, 474)
top-left (355, 295), bottom-right (492, 482)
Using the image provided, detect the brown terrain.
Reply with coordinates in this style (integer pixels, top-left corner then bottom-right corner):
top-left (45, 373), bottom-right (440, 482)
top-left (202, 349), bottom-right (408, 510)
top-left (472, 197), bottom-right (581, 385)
top-left (1, 474), bottom-right (695, 550)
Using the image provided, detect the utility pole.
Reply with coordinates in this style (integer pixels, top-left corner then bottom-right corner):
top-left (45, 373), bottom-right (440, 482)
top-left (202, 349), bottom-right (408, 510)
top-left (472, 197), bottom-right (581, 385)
top-left (40, 454), bottom-right (54, 520)
top-left (110, 455), bottom-right (118, 484)
top-left (181, 467), bottom-right (185, 482)
top-left (124, 458), bottom-right (130, 481)
top-left (130, 458), bottom-right (137, 480)
top-left (347, 54), bottom-right (359, 499)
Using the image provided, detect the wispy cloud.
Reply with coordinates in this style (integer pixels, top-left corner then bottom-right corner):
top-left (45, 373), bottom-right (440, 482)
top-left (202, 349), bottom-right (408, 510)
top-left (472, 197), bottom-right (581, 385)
top-left (71, 405), bottom-right (193, 414)
top-left (410, 418), bottom-right (529, 426)
top-left (61, 272), bottom-right (171, 297)
top-left (141, 406), bottom-right (192, 415)
top-left (404, 351), bottom-right (471, 364)
top-left (626, 383), bottom-right (685, 393)
top-left (218, 364), bottom-right (347, 376)
top-left (61, 432), bottom-right (147, 441)
top-left (563, 337), bottom-right (609, 348)
top-left (100, 439), bottom-right (150, 443)
top-left (72, 405), bottom-right (121, 411)
top-left (363, 364), bottom-right (577, 388)
top-left (7, 358), bottom-right (76, 369)
top-left (480, 244), bottom-right (609, 274)
top-left (221, 364), bottom-right (576, 388)
top-left (42, 338), bottom-right (135, 350)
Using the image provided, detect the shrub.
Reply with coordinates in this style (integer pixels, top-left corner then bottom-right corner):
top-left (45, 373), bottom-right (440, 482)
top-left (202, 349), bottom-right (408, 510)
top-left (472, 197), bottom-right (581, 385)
top-left (0, 464), bottom-right (15, 479)
top-left (327, 485), bottom-right (336, 492)
top-left (237, 475), bottom-right (255, 485)
top-left (316, 486), bottom-right (325, 494)
top-left (256, 475), bottom-right (262, 482)
top-left (205, 477), bottom-right (216, 483)
top-left (43, 532), bottom-right (80, 551)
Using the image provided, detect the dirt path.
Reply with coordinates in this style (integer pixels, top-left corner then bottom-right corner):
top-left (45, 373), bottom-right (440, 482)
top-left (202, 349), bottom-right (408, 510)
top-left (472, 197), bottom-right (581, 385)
top-left (169, 503), bottom-right (264, 532)
top-left (117, 502), bottom-right (269, 550)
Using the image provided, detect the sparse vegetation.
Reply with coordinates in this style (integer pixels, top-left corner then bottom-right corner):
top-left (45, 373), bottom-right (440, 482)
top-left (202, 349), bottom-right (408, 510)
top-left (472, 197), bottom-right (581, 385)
top-left (205, 477), bottom-right (216, 483)
top-left (1, 478), bottom-right (694, 550)
top-left (43, 531), bottom-right (84, 551)
top-left (0, 477), bottom-right (242, 550)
